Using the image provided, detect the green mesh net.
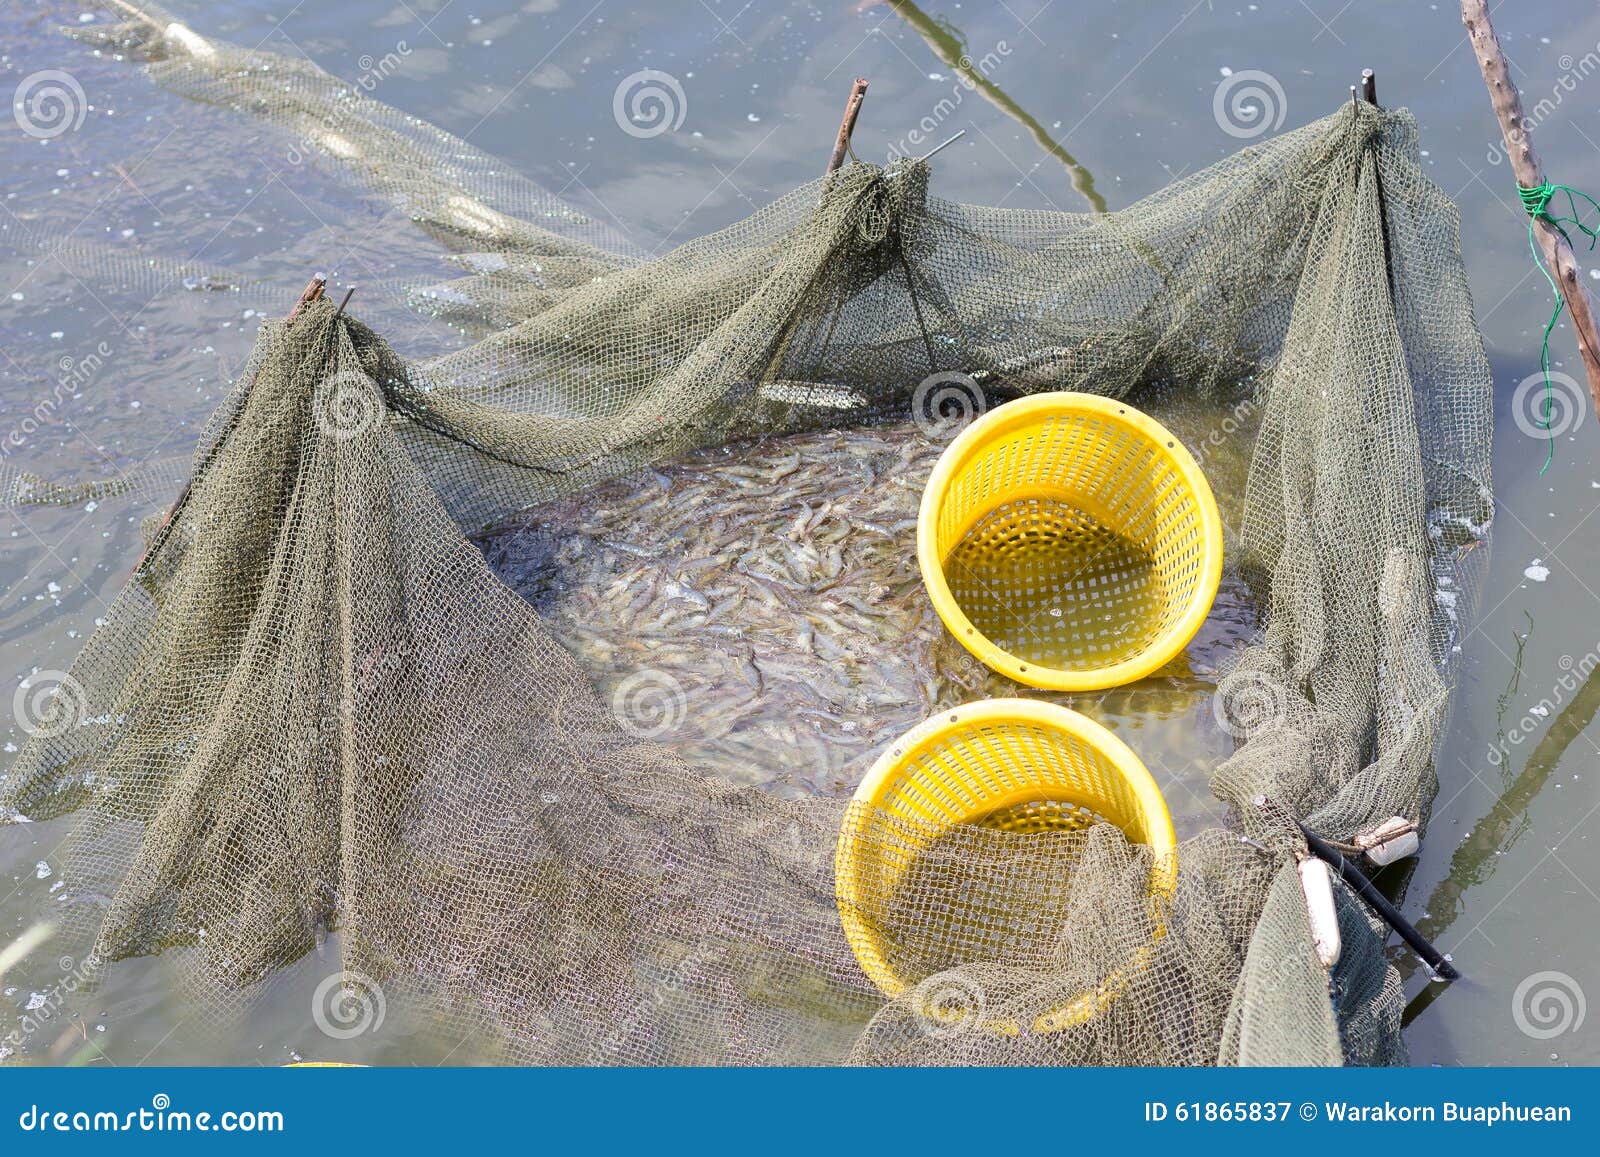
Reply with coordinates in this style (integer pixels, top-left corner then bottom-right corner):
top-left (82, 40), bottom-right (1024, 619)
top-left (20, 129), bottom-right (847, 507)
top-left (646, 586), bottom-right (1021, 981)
top-left (1, 6), bottom-right (1491, 1066)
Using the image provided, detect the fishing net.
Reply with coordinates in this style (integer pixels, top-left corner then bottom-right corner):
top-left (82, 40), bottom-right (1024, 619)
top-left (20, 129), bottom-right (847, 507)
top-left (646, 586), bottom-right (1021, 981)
top-left (1, 8), bottom-right (1491, 1066)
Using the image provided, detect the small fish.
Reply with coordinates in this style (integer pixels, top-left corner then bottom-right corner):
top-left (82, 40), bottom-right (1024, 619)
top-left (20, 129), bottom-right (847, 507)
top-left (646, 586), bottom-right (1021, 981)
top-left (478, 413), bottom-right (1258, 836)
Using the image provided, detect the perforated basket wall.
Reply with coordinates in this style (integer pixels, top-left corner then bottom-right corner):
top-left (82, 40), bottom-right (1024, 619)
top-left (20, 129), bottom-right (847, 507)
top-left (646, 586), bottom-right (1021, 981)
top-left (1, 3), bottom-right (1493, 1070)
top-left (919, 394), bottom-right (1223, 690)
top-left (836, 699), bottom-right (1178, 1032)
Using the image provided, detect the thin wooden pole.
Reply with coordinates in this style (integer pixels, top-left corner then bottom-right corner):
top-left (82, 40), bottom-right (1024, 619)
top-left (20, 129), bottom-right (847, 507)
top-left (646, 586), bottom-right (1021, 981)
top-left (137, 273), bottom-right (327, 576)
top-left (289, 273), bottom-right (327, 324)
top-left (1461, 0), bottom-right (1600, 412)
top-left (826, 77), bottom-right (869, 175)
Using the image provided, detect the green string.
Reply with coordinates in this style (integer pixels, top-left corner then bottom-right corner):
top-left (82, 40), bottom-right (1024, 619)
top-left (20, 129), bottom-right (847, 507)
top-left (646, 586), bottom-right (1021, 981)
top-left (1520, 180), bottom-right (1600, 473)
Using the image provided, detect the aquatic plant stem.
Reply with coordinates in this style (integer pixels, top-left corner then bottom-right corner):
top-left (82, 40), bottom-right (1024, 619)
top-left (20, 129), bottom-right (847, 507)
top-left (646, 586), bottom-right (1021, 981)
top-left (1462, 0), bottom-right (1600, 419)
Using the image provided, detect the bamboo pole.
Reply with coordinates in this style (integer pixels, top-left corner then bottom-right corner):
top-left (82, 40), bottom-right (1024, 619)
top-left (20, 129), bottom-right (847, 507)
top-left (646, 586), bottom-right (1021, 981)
top-left (1461, 0), bottom-right (1600, 411)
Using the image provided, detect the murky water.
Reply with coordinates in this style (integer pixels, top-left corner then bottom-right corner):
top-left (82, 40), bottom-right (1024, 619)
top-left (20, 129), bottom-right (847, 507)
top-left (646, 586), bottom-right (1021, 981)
top-left (482, 412), bottom-right (1248, 829)
top-left (3, 0), bottom-right (1599, 1066)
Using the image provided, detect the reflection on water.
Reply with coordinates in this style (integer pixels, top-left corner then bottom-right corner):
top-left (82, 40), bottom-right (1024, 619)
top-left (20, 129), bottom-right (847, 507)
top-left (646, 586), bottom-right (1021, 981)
top-left (2, 0), bottom-right (1598, 1067)
top-left (1404, 661), bottom-right (1600, 1027)
top-left (884, 0), bottom-right (1108, 212)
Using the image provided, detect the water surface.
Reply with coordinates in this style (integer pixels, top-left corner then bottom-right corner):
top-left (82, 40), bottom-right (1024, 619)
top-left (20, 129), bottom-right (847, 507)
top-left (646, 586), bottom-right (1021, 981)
top-left (2, 0), bottom-right (1598, 1065)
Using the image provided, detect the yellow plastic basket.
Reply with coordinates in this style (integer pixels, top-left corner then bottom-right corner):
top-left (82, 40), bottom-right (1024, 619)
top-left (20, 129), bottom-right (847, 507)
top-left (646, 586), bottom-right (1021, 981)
top-left (919, 392), bottom-right (1223, 691)
top-left (835, 698), bottom-right (1177, 1035)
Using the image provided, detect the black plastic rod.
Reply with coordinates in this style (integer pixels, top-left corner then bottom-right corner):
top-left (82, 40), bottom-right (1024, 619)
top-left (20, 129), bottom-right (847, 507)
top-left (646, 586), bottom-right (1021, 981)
top-left (1299, 822), bottom-right (1460, 981)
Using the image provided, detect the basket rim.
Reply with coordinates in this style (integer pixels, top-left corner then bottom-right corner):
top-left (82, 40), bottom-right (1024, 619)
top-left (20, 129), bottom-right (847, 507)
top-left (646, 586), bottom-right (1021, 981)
top-left (916, 391), bottom-right (1225, 691)
top-left (834, 698), bottom-right (1178, 1011)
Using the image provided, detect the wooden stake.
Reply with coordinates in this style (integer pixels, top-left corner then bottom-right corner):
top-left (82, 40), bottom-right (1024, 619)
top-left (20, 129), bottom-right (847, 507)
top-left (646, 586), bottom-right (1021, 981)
top-left (826, 77), bottom-right (869, 175)
top-left (1461, 0), bottom-right (1600, 412)
top-left (289, 273), bottom-right (327, 324)
top-left (137, 273), bottom-right (328, 576)
top-left (1360, 67), bottom-right (1377, 105)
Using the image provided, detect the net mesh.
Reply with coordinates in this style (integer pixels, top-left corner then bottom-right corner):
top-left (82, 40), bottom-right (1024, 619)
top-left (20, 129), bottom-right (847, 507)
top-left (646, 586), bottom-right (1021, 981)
top-left (1, 7), bottom-right (1492, 1066)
